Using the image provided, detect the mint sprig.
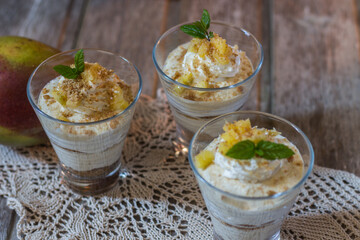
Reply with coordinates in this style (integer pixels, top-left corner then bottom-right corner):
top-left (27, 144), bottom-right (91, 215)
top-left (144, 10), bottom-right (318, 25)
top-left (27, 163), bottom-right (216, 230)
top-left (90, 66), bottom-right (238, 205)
top-left (225, 140), bottom-right (295, 160)
top-left (53, 49), bottom-right (84, 79)
top-left (180, 9), bottom-right (214, 41)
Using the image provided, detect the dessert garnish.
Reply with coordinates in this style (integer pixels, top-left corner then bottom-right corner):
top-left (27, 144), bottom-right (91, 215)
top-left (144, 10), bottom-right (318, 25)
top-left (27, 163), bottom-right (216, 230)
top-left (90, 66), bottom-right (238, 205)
top-left (53, 49), bottom-right (84, 79)
top-left (225, 140), bottom-right (295, 160)
top-left (180, 9), bottom-right (214, 41)
top-left (195, 119), bottom-right (296, 170)
top-left (40, 51), bottom-right (133, 122)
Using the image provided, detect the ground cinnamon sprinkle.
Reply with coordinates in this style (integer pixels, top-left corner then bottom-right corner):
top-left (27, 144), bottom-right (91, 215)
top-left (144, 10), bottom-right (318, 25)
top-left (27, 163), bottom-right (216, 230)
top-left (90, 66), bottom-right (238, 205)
top-left (40, 62), bottom-right (134, 124)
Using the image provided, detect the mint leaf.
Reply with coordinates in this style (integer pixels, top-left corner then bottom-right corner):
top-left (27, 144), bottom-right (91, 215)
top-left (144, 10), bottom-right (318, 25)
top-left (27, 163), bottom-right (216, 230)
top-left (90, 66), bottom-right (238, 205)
top-left (224, 139), bottom-right (295, 161)
top-left (225, 140), bottom-right (255, 159)
top-left (53, 49), bottom-right (85, 79)
top-left (194, 21), bottom-right (207, 32)
top-left (74, 49), bottom-right (84, 73)
top-left (53, 65), bottom-right (79, 79)
top-left (201, 9), bottom-right (210, 29)
top-left (256, 140), bottom-right (295, 160)
top-left (180, 9), bottom-right (213, 41)
top-left (180, 24), bottom-right (207, 39)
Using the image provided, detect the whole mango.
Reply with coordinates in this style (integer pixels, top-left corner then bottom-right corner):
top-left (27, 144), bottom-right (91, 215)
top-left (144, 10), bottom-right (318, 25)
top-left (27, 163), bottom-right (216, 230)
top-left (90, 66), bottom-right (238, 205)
top-left (0, 36), bottom-right (59, 146)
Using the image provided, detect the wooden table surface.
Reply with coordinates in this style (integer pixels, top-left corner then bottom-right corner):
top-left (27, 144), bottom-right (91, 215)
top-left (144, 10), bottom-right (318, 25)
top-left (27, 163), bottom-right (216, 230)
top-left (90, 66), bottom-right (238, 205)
top-left (1, 0), bottom-right (359, 239)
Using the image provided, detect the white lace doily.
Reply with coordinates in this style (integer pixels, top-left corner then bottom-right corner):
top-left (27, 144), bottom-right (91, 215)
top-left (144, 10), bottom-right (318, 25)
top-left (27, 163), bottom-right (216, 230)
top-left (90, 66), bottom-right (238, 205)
top-left (0, 92), bottom-right (360, 240)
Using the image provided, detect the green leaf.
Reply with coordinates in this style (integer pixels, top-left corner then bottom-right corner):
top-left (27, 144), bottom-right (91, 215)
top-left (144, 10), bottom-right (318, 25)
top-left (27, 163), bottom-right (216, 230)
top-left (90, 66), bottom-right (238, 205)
top-left (201, 9), bottom-right (211, 29)
top-left (225, 140), bottom-right (255, 160)
top-left (194, 21), bottom-right (207, 32)
top-left (256, 140), bottom-right (295, 160)
top-left (53, 65), bottom-right (79, 79)
top-left (180, 9), bottom-right (213, 40)
top-left (74, 49), bottom-right (84, 73)
top-left (180, 24), bottom-right (207, 39)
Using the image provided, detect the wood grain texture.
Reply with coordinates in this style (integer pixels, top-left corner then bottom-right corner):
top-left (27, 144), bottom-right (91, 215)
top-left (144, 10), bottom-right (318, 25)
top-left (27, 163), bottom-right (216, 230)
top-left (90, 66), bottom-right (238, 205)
top-left (76, 0), bottom-right (166, 96)
top-left (0, 198), bottom-right (14, 240)
top-left (0, 0), bottom-right (75, 48)
top-left (8, 215), bottom-right (20, 240)
top-left (273, 0), bottom-right (360, 175)
top-left (57, 0), bottom-right (87, 50)
top-left (0, 1), bottom-right (84, 238)
top-left (164, 0), bottom-right (269, 110)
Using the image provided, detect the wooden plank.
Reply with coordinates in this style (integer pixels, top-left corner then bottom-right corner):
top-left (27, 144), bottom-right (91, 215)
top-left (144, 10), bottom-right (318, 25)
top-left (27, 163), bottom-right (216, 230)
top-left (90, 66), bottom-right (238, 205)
top-left (0, 198), bottom-right (14, 240)
top-left (0, 0), bottom-right (85, 51)
top-left (164, 0), bottom-right (270, 111)
top-left (56, 0), bottom-right (87, 50)
top-left (76, 0), bottom-right (167, 97)
top-left (8, 215), bottom-right (20, 240)
top-left (259, 0), bottom-right (273, 112)
top-left (0, 0), bottom-right (35, 36)
top-left (0, 1), bottom-right (85, 238)
top-left (273, 0), bottom-right (360, 175)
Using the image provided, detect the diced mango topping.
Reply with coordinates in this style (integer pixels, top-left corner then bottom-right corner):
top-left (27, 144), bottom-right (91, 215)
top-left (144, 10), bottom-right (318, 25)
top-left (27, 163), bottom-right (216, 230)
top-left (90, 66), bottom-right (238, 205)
top-left (218, 119), bottom-right (280, 154)
top-left (188, 33), bottom-right (232, 65)
top-left (111, 85), bottom-right (130, 111)
top-left (49, 62), bottom-right (133, 122)
top-left (173, 85), bottom-right (184, 95)
top-left (80, 62), bottom-right (112, 84)
top-left (194, 120), bottom-right (281, 170)
top-left (57, 115), bottom-right (69, 122)
top-left (195, 150), bottom-right (215, 169)
top-left (178, 73), bottom-right (194, 85)
top-left (173, 73), bottom-right (193, 95)
top-left (65, 95), bottom-right (81, 109)
top-left (51, 89), bottom-right (67, 106)
top-left (194, 80), bottom-right (208, 88)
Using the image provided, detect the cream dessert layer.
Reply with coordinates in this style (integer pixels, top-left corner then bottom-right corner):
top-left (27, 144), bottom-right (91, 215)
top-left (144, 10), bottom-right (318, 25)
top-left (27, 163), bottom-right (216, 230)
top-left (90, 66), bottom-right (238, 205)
top-left (38, 62), bottom-right (134, 172)
top-left (39, 62), bottom-right (133, 124)
top-left (195, 119), bottom-right (304, 198)
top-left (163, 33), bottom-right (253, 101)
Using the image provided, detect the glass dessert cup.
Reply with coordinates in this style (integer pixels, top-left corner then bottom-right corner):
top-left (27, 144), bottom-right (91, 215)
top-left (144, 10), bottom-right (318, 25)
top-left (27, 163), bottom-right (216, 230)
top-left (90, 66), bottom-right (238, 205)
top-left (189, 111), bottom-right (314, 240)
top-left (27, 49), bottom-right (142, 195)
top-left (153, 21), bottom-right (263, 152)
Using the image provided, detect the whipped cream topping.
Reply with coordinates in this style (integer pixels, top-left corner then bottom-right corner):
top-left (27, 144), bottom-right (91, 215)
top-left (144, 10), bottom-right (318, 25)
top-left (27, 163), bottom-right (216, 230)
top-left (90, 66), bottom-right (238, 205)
top-left (206, 137), bottom-right (286, 182)
top-left (182, 47), bottom-right (241, 83)
top-left (214, 151), bottom-right (284, 182)
top-left (197, 120), bottom-right (304, 198)
top-left (39, 62), bottom-right (133, 123)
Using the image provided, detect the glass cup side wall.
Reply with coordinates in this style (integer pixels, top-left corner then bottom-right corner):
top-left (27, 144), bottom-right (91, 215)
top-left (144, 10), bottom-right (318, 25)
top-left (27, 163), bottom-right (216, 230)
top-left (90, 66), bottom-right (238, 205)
top-left (153, 22), bottom-right (263, 148)
top-left (27, 49), bottom-right (142, 195)
top-left (189, 111), bottom-right (314, 240)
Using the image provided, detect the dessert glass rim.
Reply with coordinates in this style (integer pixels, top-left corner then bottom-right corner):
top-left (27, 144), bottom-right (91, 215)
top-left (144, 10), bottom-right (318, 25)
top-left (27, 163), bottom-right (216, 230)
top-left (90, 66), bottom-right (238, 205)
top-left (27, 48), bottom-right (143, 126)
top-left (152, 20), bottom-right (264, 92)
top-left (188, 110), bottom-right (315, 201)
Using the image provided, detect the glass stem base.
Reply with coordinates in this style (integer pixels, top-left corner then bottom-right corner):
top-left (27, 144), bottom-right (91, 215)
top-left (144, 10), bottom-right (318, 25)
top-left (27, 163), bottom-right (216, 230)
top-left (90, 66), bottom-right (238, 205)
top-left (59, 163), bottom-right (120, 195)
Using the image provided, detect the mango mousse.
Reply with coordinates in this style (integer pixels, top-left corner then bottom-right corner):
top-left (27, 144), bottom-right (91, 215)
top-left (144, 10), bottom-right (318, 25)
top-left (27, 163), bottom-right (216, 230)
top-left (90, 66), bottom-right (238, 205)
top-left (163, 33), bottom-right (253, 101)
top-left (195, 119), bottom-right (304, 198)
top-left (39, 62), bottom-right (133, 124)
top-left (38, 52), bottom-right (134, 176)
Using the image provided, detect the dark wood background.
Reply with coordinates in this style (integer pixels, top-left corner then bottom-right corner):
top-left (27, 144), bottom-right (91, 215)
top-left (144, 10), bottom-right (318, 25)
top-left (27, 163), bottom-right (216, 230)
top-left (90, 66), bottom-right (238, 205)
top-left (1, 0), bottom-right (359, 238)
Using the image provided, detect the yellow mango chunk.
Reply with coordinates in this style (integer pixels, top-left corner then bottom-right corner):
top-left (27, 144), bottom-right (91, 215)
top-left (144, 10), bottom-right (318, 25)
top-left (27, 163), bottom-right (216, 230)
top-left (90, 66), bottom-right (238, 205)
top-left (80, 63), bottom-right (104, 83)
top-left (187, 33), bottom-right (233, 65)
top-left (111, 85), bottom-right (129, 111)
top-left (177, 73), bottom-right (193, 85)
top-left (195, 150), bottom-right (215, 169)
top-left (219, 119), bottom-right (252, 154)
top-left (188, 38), bottom-right (203, 53)
top-left (194, 80), bottom-right (208, 88)
top-left (57, 115), bottom-right (69, 122)
top-left (51, 89), bottom-right (67, 106)
top-left (197, 41), bottom-right (210, 59)
top-left (173, 85), bottom-right (184, 95)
